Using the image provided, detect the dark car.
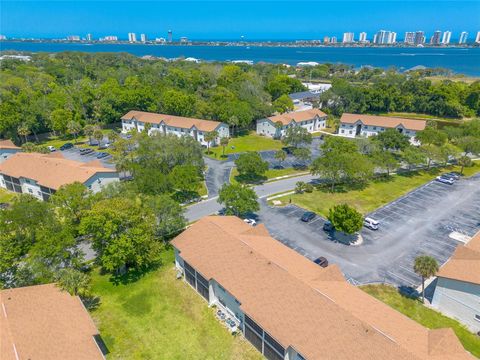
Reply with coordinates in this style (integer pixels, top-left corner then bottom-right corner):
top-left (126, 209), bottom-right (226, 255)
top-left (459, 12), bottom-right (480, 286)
top-left (442, 172), bottom-right (460, 181)
top-left (59, 142), bottom-right (74, 151)
top-left (96, 152), bottom-right (109, 159)
top-left (323, 220), bottom-right (334, 231)
top-left (301, 211), bottom-right (316, 222)
top-left (314, 257), bottom-right (328, 268)
top-left (79, 148), bottom-right (94, 155)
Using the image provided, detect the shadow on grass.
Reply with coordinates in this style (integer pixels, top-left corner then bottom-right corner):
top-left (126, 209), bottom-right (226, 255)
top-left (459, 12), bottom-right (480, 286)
top-left (106, 262), bottom-right (162, 286)
top-left (234, 173), bottom-right (267, 184)
top-left (312, 180), bottom-right (370, 194)
top-left (172, 190), bottom-right (202, 204)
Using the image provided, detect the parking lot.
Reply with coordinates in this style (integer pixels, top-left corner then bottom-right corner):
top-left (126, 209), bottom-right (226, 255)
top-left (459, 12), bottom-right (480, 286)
top-left (259, 174), bottom-right (480, 288)
top-left (60, 146), bottom-right (115, 168)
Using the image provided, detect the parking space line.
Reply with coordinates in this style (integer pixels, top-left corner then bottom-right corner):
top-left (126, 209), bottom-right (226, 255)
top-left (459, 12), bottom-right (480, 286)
top-left (397, 264), bottom-right (418, 277)
top-left (386, 271), bottom-right (417, 287)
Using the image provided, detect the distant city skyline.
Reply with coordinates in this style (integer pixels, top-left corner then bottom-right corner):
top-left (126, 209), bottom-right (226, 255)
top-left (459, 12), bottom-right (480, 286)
top-left (1, 1), bottom-right (479, 40)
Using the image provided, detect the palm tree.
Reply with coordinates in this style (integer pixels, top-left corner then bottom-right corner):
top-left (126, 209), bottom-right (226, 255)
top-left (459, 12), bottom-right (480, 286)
top-left (457, 155), bottom-right (472, 175)
top-left (93, 129), bottom-right (104, 147)
top-left (274, 150), bottom-right (287, 168)
top-left (17, 123), bottom-right (31, 144)
top-left (56, 268), bottom-right (90, 297)
top-left (83, 124), bottom-right (96, 145)
top-left (204, 131), bottom-right (218, 154)
top-left (220, 137), bottom-right (229, 158)
top-left (67, 121), bottom-right (82, 144)
top-left (413, 255), bottom-right (439, 303)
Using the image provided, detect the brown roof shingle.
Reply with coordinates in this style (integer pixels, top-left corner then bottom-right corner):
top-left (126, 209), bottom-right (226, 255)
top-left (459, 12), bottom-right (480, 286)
top-left (340, 113), bottom-right (427, 131)
top-left (267, 108), bottom-right (327, 126)
top-left (437, 231), bottom-right (480, 285)
top-left (121, 110), bottom-right (223, 132)
top-left (0, 284), bottom-right (104, 360)
top-left (0, 152), bottom-right (117, 190)
top-left (172, 216), bottom-right (473, 360)
top-left (0, 139), bottom-right (20, 150)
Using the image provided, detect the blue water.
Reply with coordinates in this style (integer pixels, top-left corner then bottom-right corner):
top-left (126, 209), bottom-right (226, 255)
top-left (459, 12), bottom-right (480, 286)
top-left (1, 41), bottom-right (480, 76)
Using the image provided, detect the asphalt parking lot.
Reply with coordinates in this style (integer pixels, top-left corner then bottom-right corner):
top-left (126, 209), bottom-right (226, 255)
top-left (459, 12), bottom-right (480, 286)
top-left (60, 147), bottom-right (115, 168)
top-left (259, 174), bottom-right (480, 288)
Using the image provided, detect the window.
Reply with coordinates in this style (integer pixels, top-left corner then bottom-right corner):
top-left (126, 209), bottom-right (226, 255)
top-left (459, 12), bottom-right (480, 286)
top-left (264, 342), bottom-right (284, 360)
top-left (264, 332), bottom-right (285, 356)
top-left (185, 270), bottom-right (196, 288)
top-left (196, 272), bottom-right (208, 288)
top-left (197, 282), bottom-right (209, 300)
top-left (28, 188), bottom-right (33, 193)
top-left (245, 326), bottom-right (262, 353)
top-left (245, 315), bottom-right (263, 336)
top-left (184, 261), bottom-right (195, 275)
top-left (349, 130), bottom-right (353, 134)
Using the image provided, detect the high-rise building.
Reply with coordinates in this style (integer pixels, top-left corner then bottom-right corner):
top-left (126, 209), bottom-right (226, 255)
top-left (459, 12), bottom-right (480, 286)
top-left (180, 36), bottom-right (188, 43)
top-left (430, 31), bottom-right (442, 45)
top-left (373, 30), bottom-right (395, 44)
top-left (128, 32), bottom-right (137, 42)
top-left (140, 33), bottom-right (147, 43)
top-left (86, 33), bottom-right (92, 41)
top-left (330, 36), bottom-right (337, 44)
top-left (155, 37), bottom-right (166, 43)
top-left (101, 35), bottom-right (118, 41)
top-left (476, 31), bottom-right (480, 44)
top-left (459, 31), bottom-right (468, 44)
top-left (404, 32), bottom-right (415, 45)
top-left (0, 35), bottom-right (6, 40)
top-left (167, 30), bottom-right (173, 43)
top-left (359, 32), bottom-right (367, 42)
top-left (66, 35), bottom-right (80, 41)
top-left (342, 32), bottom-right (354, 43)
top-left (414, 31), bottom-right (425, 45)
top-left (323, 36), bottom-right (330, 44)
top-left (442, 31), bottom-right (452, 44)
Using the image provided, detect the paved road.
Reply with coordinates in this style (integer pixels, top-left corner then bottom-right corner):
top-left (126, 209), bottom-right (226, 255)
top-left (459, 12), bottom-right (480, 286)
top-left (185, 173), bottom-right (317, 221)
top-left (260, 174), bottom-right (480, 288)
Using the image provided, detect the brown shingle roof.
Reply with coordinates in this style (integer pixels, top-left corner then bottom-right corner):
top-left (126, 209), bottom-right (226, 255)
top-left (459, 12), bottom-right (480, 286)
top-left (121, 110), bottom-right (223, 132)
top-left (0, 152), bottom-right (117, 190)
top-left (437, 231), bottom-right (480, 285)
top-left (172, 216), bottom-right (473, 360)
top-left (267, 108), bottom-right (327, 126)
top-left (0, 284), bottom-right (104, 360)
top-left (340, 113), bottom-right (427, 131)
top-left (0, 139), bottom-right (20, 150)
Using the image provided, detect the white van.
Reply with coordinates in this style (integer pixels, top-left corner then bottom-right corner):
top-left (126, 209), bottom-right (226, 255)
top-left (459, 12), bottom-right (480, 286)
top-left (364, 217), bottom-right (379, 230)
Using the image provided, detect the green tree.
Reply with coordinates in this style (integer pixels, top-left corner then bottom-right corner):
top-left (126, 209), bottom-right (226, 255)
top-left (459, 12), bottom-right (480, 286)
top-left (17, 123), bottom-right (31, 144)
top-left (274, 150), bottom-right (287, 167)
top-left (93, 128), bottom-right (104, 146)
top-left (402, 146), bottom-right (427, 170)
top-left (83, 124), bottom-right (97, 145)
top-left (371, 150), bottom-right (399, 176)
top-left (439, 143), bottom-right (460, 166)
top-left (79, 197), bottom-right (162, 273)
top-left (295, 181), bottom-right (307, 193)
top-left (416, 128), bottom-right (447, 146)
top-left (50, 109), bottom-right (72, 136)
top-left (204, 131), bottom-right (218, 154)
top-left (274, 121), bottom-right (284, 139)
top-left (328, 204), bottom-right (363, 235)
top-left (420, 144), bottom-right (442, 169)
top-left (273, 94), bottom-right (294, 114)
top-left (220, 136), bottom-right (229, 157)
top-left (266, 74), bottom-right (305, 100)
top-left (147, 195), bottom-right (186, 241)
top-left (293, 147), bottom-right (311, 165)
top-left (218, 183), bottom-right (259, 217)
top-left (56, 268), bottom-right (91, 297)
top-left (373, 129), bottom-right (410, 151)
top-left (282, 126), bottom-right (313, 148)
top-left (169, 164), bottom-right (201, 197)
top-left (67, 121), bottom-right (82, 143)
top-left (50, 182), bottom-right (92, 230)
top-left (235, 152), bottom-right (269, 180)
top-left (413, 255), bottom-right (439, 303)
top-left (457, 155), bottom-right (473, 175)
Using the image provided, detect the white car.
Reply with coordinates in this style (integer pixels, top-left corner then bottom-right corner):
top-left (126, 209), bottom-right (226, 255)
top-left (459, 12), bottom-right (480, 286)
top-left (243, 219), bottom-right (257, 226)
top-left (436, 176), bottom-right (454, 185)
top-left (364, 217), bottom-right (379, 230)
top-left (47, 145), bottom-right (56, 152)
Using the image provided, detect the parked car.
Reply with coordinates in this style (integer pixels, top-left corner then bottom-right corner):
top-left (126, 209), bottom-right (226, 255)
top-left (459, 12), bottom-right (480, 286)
top-left (79, 148), bottom-right (94, 155)
top-left (98, 143), bottom-right (111, 150)
top-left (96, 152), bottom-right (109, 159)
top-left (313, 257), bottom-right (328, 268)
top-left (436, 176), bottom-right (454, 185)
top-left (323, 220), bottom-right (334, 231)
top-left (59, 143), bottom-right (73, 151)
top-left (364, 217), bottom-right (379, 230)
top-left (441, 172), bottom-right (460, 181)
top-left (301, 211), bottom-right (316, 222)
top-left (47, 145), bottom-right (56, 152)
top-left (243, 218), bottom-right (257, 226)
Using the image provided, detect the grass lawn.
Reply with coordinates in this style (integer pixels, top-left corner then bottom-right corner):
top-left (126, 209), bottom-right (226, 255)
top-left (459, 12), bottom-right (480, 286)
top-left (206, 132), bottom-right (283, 159)
top-left (90, 249), bottom-right (262, 360)
top-left (361, 285), bottom-right (480, 358)
top-left (230, 167), bottom-right (308, 185)
top-left (0, 188), bottom-right (15, 203)
top-left (272, 163), bottom-right (480, 217)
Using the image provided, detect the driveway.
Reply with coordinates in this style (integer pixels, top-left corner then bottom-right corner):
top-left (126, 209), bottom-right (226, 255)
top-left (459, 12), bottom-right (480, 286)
top-left (259, 174), bottom-right (480, 287)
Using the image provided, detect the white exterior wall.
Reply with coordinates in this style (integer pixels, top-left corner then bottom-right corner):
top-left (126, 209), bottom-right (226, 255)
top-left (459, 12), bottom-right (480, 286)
top-left (256, 116), bottom-right (327, 138)
top-left (84, 172), bottom-right (120, 193)
top-left (432, 277), bottom-right (480, 333)
top-left (121, 119), bottom-right (229, 146)
top-left (0, 148), bottom-right (20, 164)
top-left (338, 122), bottom-right (419, 144)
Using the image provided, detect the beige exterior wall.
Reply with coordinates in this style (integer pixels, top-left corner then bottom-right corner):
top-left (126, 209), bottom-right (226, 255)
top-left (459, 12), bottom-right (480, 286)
top-left (256, 116), bottom-right (327, 138)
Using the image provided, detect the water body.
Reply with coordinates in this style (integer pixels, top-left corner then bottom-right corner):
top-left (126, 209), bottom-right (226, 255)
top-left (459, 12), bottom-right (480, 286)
top-left (2, 41), bottom-right (480, 76)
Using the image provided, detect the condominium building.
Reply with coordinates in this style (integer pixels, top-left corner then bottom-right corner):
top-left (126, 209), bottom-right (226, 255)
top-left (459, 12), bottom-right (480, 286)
top-left (0, 152), bottom-right (119, 200)
top-left (172, 216), bottom-right (473, 360)
top-left (180, 36), bottom-right (188, 43)
top-left (338, 113), bottom-right (426, 145)
top-left (128, 32), bottom-right (137, 42)
top-left (0, 139), bottom-right (20, 163)
top-left (0, 35), bottom-right (6, 40)
top-left (86, 33), bottom-right (92, 41)
top-left (1, 284), bottom-right (105, 360)
top-left (442, 31), bottom-right (452, 44)
top-left (404, 32), bottom-right (415, 45)
top-left (323, 36), bottom-right (330, 44)
top-left (342, 32), bottom-right (354, 43)
top-left (66, 35), bottom-right (80, 41)
top-left (358, 32), bottom-right (367, 42)
top-left (168, 30), bottom-right (173, 42)
top-left (459, 31), bottom-right (468, 44)
top-left (256, 108), bottom-right (327, 138)
top-left (330, 36), bottom-right (337, 44)
top-left (140, 33), bottom-right (147, 42)
top-left (414, 31), bottom-right (425, 45)
top-left (476, 31), bottom-right (480, 43)
top-left (373, 30), bottom-right (395, 44)
top-left (101, 35), bottom-right (118, 42)
top-left (121, 110), bottom-right (229, 146)
top-left (430, 31), bottom-right (442, 45)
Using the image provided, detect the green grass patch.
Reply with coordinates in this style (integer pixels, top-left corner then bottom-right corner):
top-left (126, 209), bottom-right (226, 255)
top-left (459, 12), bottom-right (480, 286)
top-left (90, 249), bottom-right (262, 360)
top-left (0, 188), bottom-right (16, 203)
top-left (205, 132), bottom-right (283, 159)
top-left (230, 167), bottom-right (308, 185)
top-left (361, 284), bottom-right (480, 358)
top-left (274, 164), bottom-right (480, 217)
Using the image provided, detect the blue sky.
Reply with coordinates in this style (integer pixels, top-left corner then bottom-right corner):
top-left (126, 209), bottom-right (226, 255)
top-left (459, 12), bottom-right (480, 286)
top-left (1, 1), bottom-right (479, 40)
